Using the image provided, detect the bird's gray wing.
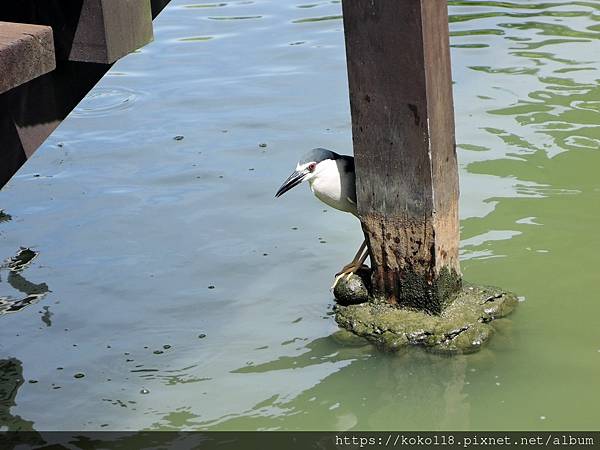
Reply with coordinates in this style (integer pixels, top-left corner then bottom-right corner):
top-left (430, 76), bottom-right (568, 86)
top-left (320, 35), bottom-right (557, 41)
top-left (338, 155), bottom-right (357, 205)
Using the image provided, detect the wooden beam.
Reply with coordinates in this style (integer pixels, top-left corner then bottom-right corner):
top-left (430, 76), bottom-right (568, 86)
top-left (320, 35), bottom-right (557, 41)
top-left (342, 0), bottom-right (460, 313)
top-left (69, 0), bottom-right (154, 64)
top-left (0, 1), bottom-right (153, 64)
top-left (0, 22), bottom-right (55, 94)
top-left (0, 0), bottom-right (163, 187)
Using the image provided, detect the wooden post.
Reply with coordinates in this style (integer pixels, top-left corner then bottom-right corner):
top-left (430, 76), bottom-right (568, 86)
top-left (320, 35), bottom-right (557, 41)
top-left (69, 0), bottom-right (154, 64)
top-left (342, 0), bottom-right (460, 313)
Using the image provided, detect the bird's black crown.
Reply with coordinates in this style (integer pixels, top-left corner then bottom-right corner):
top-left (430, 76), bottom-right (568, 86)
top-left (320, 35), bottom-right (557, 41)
top-left (299, 148), bottom-right (340, 165)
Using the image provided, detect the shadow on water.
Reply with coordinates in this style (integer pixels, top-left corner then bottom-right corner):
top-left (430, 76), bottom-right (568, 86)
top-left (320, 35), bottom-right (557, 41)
top-left (0, 210), bottom-right (11, 224)
top-left (0, 359), bottom-right (40, 440)
top-left (145, 325), bottom-right (514, 431)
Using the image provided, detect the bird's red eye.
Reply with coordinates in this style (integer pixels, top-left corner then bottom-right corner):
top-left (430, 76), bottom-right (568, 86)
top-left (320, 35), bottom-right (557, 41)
top-left (308, 162), bottom-right (317, 172)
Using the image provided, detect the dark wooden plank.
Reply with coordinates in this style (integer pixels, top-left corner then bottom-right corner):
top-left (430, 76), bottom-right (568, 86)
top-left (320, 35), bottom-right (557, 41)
top-left (0, 22), bottom-right (55, 94)
top-left (342, 0), bottom-right (460, 313)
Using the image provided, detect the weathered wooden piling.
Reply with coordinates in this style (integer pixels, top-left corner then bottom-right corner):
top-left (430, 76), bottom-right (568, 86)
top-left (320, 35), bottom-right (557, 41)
top-left (335, 0), bottom-right (518, 353)
top-left (342, 0), bottom-right (460, 314)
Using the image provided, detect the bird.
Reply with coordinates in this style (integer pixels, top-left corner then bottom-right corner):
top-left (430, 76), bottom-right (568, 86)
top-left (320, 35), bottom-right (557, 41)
top-left (275, 148), bottom-right (369, 287)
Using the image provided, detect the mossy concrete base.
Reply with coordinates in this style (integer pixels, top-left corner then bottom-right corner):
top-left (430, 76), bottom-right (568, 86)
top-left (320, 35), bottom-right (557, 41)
top-left (334, 274), bottom-right (518, 354)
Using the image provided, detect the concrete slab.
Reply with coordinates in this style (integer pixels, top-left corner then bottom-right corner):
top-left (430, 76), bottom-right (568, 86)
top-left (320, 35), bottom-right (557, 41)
top-left (0, 22), bottom-right (56, 94)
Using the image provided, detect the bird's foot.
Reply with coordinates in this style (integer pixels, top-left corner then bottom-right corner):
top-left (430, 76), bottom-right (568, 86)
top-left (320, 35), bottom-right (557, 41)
top-left (331, 264), bottom-right (361, 290)
top-left (332, 242), bottom-right (370, 290)
top-left (335, 262), bottom-right (356, 278)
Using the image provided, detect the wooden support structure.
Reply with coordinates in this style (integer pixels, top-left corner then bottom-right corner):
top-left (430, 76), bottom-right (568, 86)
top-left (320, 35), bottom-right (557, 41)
top-left (342, 0), bottom-right (460, 313)
top-left (0, 0), bottom-right (169, 186)
top-left (0, 1), bottom-right (153, 64)
top-left (69, 0), bottom-right (153, 64)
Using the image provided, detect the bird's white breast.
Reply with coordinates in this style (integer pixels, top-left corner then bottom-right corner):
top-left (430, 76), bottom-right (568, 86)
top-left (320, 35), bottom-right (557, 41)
top-left (308, 159), bottom-right (356, 214)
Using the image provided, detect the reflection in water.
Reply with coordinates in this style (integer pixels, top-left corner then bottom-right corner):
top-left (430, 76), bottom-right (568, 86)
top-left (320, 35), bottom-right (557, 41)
top-left (178, 36), bottom-right (214, 42)
top-left (232, 336), bottom-right (371, 373)
top-left (145, 333), bottom-right (510, 431)
top-left (0, 210), bottom-right (11, 223)
top-left (41, 306), bottom-right (53, 327)
top-left (461, 42), bottom-right (600, 252)
top-left (489, 83), bottom-right (600, 156)
top-left (208, 349), bottom-right (473, 431)
top-left (207, 338), bottom-right (501, 431)
top-left (293, 15), bottom-right (342, 23)
top-left (184, 3), bottom-right (228, 8)
top-left (0, 249), bottom-right (49, 317)
top-left (2, 247), bottom-right (37, 272)
top-left (0, 358), bottom-right (38, 435)
top-left (207, 15), bottom-right (262, 20)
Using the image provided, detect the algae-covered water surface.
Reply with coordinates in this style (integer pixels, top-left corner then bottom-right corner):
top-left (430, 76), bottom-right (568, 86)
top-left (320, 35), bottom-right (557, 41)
top-left (1, 0), bottom-right (599, 431)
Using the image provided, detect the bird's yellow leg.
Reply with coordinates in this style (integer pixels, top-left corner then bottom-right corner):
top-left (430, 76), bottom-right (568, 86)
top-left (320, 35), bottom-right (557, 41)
top-left (343, 245), bottom-right (369, 281)
top-left (332, 241), bottom-right (369, 289)
top-left (335, 240), bottom-right (366, 277)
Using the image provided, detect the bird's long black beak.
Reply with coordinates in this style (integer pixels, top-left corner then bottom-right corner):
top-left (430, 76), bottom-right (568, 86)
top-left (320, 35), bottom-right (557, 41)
top-left (275, 170), bottom-right (307, 198)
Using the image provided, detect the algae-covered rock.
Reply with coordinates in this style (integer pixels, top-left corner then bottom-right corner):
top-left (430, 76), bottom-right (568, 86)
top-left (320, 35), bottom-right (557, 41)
top-left (332, 268), bottom-right (371, 306)
top-left (334, 282), bottom-right (519, 355)
top-left (330, 329), bottom-right (370, 347)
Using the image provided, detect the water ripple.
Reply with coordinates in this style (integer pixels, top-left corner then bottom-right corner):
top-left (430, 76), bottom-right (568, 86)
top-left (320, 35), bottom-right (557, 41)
top-left (184, 3), bottom-right (228, 7)
top-left (72, 88), bottom-right (139, 118)
top-left (208, 15), bottom-right (262, 20)
top-left (293, 15), bottom-right (342, 23)
top-left (178, 36), bottom-right (215, 42)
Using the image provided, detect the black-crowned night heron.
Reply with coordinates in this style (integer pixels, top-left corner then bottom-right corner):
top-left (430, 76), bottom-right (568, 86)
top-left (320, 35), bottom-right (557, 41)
top-left (276, 148), bottom-right (369, 287)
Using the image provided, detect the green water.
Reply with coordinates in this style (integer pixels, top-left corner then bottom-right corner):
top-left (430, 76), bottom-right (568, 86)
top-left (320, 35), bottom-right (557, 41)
top-left (0, 0), bottom-right (599, 431)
